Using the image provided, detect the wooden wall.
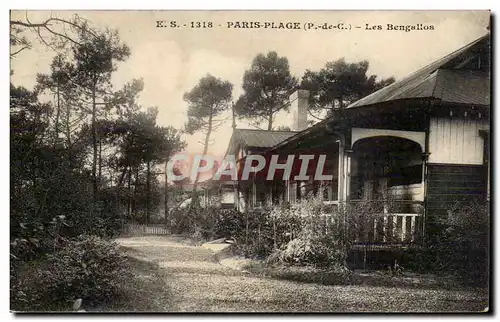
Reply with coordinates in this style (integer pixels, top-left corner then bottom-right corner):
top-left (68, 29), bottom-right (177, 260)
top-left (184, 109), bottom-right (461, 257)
top-left (425, 164), bottom-right (487, 234)
top-left (428, 116), bottom-right (489, 165)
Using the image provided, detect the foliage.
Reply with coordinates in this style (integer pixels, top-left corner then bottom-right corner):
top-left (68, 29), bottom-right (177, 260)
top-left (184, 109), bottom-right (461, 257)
top-left (301, 58), bottom-right (395, 117)
top-left (10, 23), bottom-right (31, 57)
top-left (170, 205), bottom-right (245, 241)
top-left (171, 195), bottom-right (344, 263)
top-left (194, 194), bottom-right (350, 267)
top-left (419, 200), bottom-right (489, 285)
top-left (11, 21), bottom-right (187, 311)
top-left (270, 195), bottom-right (350, 268)
top-left (234, 51), bottom-right (298, 130)
top-left (72, 27), bottom-right (130, 88)
top-left (11, 32), bottom-right (186, 236)
top-left (233, 210), bottom-right (275, 258)
top-left (11, 85), bottom-right (105, 255)
top-left (206, 193), bottom-right (423, 271)
top-left (11, 235), bottom-right (130, 311)
top-left (11, 83), bottom-right (123, 253)
top-left (183, 74), bottom-right (233, 203)
top-left (71, 27), bottom-right (131, 202)
top-left (213, 209), bottom-right (246, 239)
top-left (110, 107), bottom-right (185, 223)
top-left (183, 74), bottom-right (233, 136)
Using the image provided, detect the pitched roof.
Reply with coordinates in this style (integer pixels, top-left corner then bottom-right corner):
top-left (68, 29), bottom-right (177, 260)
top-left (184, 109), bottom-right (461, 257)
top-left (264, 33), bottom-right (491, 154)
top-left (225, 128), bottom-right (297, 156)
top-left (236, 129), bottom-right (297, 148)
top-left (432, 69), bottom-right (490, 105)
top-left (348, 33), bottom-right (490, 108)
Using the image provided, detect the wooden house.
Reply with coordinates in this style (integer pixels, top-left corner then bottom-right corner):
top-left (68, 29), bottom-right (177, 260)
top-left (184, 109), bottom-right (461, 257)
top-left (220, 128), bottom-right (298, 211)
top-left (218, 33), bottom-right (490, 245)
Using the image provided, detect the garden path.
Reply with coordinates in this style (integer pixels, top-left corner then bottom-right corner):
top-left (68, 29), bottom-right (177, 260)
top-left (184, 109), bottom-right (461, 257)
top-left (116, 236), bottom-right (488, 312)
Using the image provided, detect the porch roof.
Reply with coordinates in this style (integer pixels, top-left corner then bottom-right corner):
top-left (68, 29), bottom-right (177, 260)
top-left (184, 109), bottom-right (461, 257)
top-left (348, 33), bottom-right (490, 108)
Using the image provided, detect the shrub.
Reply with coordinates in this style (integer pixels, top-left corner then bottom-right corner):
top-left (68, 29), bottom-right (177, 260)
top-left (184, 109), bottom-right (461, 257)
top-left (170, 205), bottom-right (246, 241)
top-left (213, 209), bottom-right (245, 239)
top-left (233, 209), bottom-right (276, 258)
top-left (400, 200), bottom-right (489, 285)
top-left (275, 196), bottom-right (350, 268)
top-left (11, 235), bottom-right (130, 311)
top-left (279, 234), bottom-right (348, 268)
top-left (227, 194), bottom-right (350, 268)
top-left (429, 200), bottom-right (489, 284)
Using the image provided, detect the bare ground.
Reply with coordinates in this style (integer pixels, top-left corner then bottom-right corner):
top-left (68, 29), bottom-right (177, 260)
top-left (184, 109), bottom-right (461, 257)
top-left (106, 236), bottom-right (489, 313)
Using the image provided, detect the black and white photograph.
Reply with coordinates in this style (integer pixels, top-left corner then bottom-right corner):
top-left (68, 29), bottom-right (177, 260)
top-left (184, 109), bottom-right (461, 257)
top-left (9, 9), bottom-right (491, 313)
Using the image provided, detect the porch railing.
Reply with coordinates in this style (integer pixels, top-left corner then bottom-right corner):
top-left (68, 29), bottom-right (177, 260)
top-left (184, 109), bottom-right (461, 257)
top-left (321, 200), bottom-right (424, 245)
top-left (249, 199), bottom-right (424, 245)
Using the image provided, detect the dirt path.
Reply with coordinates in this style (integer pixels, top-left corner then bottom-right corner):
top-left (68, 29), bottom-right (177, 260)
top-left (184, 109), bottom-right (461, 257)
top-left (116, 236), bottom-right (489, 313)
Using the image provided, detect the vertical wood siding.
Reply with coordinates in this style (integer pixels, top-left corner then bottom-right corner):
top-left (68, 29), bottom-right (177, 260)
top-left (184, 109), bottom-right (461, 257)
top-left (428, 117), bottom-right (488, 165)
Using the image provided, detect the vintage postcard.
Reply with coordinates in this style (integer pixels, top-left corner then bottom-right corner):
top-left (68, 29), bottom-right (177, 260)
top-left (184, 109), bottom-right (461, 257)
top-left (10, 10), bottom-right (490, 313)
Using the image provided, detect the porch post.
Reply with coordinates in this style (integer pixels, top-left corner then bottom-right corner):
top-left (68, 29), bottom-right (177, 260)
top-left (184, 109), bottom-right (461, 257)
top-left (421, 152), bottom-right (430, 241)
top-left (337, 140), bottom-right (345, 203)
top-left (337, 139), bottom-right (352, 203)
top-left (345, 149), bottom-right (353, 202)
top-left (234, 182), bottom-right (239, 211)
top-left (420, 153), bottom-right (429, 201)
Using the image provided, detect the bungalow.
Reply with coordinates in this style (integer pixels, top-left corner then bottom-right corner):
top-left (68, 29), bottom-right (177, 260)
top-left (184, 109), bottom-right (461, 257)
top-left (220, 127), bottom-right (299, 210)
top-left (218, 33), bottom-right (490, 244)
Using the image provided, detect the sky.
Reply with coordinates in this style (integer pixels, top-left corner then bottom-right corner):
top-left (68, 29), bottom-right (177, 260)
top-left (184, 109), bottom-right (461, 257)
top-left (10, 10), bottom-right (490, 158)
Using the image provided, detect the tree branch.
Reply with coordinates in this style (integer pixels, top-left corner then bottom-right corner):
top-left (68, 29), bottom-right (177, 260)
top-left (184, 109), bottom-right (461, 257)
top-left (10, 14), bottom-right (98, 57)
top-left (11, 16), bottom-right (96, 37)
top-left (307, 109), bottom-right (326, 122)
top-left (10, 45), bottom-right (30, 57)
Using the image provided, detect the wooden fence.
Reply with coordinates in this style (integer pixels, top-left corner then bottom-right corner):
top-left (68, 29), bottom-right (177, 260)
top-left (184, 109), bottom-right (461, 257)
top-left (122, 223), bottom-right (169, 236)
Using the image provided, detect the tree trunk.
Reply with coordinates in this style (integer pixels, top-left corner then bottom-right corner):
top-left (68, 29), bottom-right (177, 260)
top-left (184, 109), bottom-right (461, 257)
top-left (146, 160), bottom-right (151, 225)
top-left (267, 110), bottom-right (273, 131)
top-left (164, 161), bottom-right (169, 231)
top-left (231, 102), bottom-right (237, 129)
top-left (127, 166), bottom-right (132, 219)
top-left (91, 77), bottom-right (98, 203)
top-left (64, 99), bottom-right (72, 161)
top-left (54, 84), bottom-right (61, 144)
top-left (98, 135), bottom-right (102, 181)
top-left (132, 166), bottom-right (139, 219)
top-left (191, 108), bottom-right (213, 207)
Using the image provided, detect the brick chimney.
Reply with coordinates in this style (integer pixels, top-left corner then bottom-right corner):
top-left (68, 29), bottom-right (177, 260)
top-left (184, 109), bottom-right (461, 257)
top-left (290, 89), bottom-right (309, 131)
